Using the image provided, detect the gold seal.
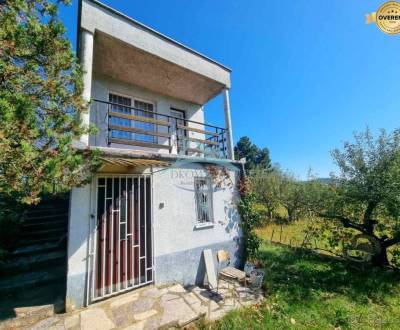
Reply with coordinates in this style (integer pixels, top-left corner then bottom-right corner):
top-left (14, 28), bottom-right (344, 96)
top-left (367, 1), bottom-right (400, 34)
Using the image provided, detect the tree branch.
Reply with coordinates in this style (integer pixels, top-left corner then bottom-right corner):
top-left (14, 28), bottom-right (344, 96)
top-left (317, 213), bottom-right (370, 235)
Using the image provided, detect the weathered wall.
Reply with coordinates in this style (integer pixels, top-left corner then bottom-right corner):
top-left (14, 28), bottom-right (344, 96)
top-left (152, 163), bottom-right (242, 285)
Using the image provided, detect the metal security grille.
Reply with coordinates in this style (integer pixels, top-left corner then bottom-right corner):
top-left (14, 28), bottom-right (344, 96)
top-left (91, 175), bottom-right (153, 302)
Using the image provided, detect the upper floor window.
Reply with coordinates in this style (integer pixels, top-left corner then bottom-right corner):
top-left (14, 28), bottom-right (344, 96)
top-left (109, 93), bottom-right (156, 144)
top-left (194, 177), bottom-right (213, 224)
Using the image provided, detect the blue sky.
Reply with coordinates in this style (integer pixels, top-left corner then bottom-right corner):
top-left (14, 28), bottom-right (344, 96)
top-left (60, 1), bottom-right (400, 178)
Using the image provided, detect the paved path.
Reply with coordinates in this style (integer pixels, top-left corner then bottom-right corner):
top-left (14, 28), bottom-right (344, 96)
top-left (23, 280), bottom-right (263, 330)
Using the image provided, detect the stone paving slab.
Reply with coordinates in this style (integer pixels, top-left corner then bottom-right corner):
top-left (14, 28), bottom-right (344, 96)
top-left (24, 281), bottom-right (264, 330)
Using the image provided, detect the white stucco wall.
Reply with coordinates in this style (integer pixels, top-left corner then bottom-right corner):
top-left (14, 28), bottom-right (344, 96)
top-left (66, 163), bottom-right (242, 308)
top-left (90, 74), bottom-right (206, 154)
top-left (152, 164), bottom-right (241, 257)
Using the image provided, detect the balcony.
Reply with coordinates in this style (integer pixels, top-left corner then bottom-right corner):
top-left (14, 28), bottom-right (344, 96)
top-left (92, 99), bottom-right (228, 159)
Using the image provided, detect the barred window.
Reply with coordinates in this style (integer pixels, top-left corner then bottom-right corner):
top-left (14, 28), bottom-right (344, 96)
top-left (194, 177), bottom-right (213, 223)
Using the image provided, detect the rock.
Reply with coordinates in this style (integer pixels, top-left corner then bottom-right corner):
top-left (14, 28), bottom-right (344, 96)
top-left (80, 308), bottom-right (115, 330)
top-left (31, 316), bottom-right (60, 330)
top-left (207, 308), bottom-right (226, 321)
top-left (64, 314), bottom-right (80, 329)
top-left (167, 284), bottom-right (186, 293)
top-left (160, 293), bottom-right (179, 303)
top-left (133, 309), bottom-right (158, 321)
top-left (141, 287), bottom-right (162, 299)
top-left (160, 297), bottom-right (199, 327)
top-left (129, 297), bottom-right (155, 314)
top-left (110, 292), bottom-right (139, 309)
top-left (121, 320), bottom-right (146, 330)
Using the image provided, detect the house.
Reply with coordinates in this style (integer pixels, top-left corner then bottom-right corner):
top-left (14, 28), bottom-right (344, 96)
top-left (66, 0), bottom-right (243, 310)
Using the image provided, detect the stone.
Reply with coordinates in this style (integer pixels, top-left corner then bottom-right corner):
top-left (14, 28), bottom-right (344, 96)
top-left (183, 292), bottom-right (201, 306)
top-left (31, 316), bottom-right (60, 330)
top-left (64, 314), bottom-right (80, 329)
top-left (129, 297), bottom-right (155, 314)
top-left (141, 287), bottom-right (162, 299)
top-left (160, 297), bottom-right (199, 327)
top-left (133, 309), bottom-right (158, 321)
top-left (209, 300), bottom-right (220, 312)
top-left (110, 292), bottom-right (139, 308)
top-left (207, 308), bottom-right (226, 321)
top-left (112, 306), bottom-right (132, 327)
top-left (167, 284), bottom-right (186, 293)
top-left (160, 293), bottom-right (179, 303)
top-left (183, 292), bottom-right (206, 316)
top-left (80, 308), bottom-right (115, 330)
top-left (121, 320), bottom-right (146, 330)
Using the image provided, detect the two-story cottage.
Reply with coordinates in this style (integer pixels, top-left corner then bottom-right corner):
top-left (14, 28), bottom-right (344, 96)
top-left (66, 0), bottom-right (243, 310)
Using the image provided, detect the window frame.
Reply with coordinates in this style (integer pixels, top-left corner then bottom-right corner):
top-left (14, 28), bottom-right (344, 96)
top-left (108, 91), bottom-right (157, 144)
top-left (193, 176), bottom-right (214, 228)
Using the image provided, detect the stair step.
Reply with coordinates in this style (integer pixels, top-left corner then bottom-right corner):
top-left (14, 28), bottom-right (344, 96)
top-left (24, 213), bottom-right (69, 222)
top-left (22, 219), bottom-right (67, 231)
top-left (0, 267), bottom-right (65, 296)
top-left (0, 282), bottom-right (65, 329)
top-left (18, 236), bottom-right (63, 247)
top-left (19, 227), bottom-right (64, 238)
top-left (0, 251), bottom-right (66, 276)
top-left (12, 242), bottom-right (64, 258)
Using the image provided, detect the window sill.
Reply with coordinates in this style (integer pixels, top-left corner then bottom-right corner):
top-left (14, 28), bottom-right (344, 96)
top-left (194, 222), bottom-right (214, 230)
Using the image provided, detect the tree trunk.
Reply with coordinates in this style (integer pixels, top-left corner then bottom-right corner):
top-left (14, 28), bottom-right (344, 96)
top-left (371, 244), bottom-right (390, 267)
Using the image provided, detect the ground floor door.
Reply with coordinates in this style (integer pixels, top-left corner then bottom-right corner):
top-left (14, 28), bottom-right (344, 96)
top-left (91, 174), bottom-right (153, 301)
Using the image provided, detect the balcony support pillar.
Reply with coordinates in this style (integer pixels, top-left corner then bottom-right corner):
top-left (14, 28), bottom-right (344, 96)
top-left (79, 29), bottom-right (94, 146)
top-left (223, 88), bottom-right (234, 160)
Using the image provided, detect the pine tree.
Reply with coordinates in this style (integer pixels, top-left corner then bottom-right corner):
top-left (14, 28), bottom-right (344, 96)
top-left (0, 0), bottom-right (99, 204)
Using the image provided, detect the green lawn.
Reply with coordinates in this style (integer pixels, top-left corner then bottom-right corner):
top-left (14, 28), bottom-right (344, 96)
top-left (198, 243), bottom-right (400, 330)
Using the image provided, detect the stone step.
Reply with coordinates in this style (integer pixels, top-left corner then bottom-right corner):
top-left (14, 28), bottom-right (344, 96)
top-left (17, 236), bottom-right (64, 247)
top-left (0, 267), bottom-right (65, 296)
top-left (19, 227), bottom-right (65, 240)
top-left (23, 212), bottom-right (69, 223)
top-left (0, 250), bottom-right (66, 277)
top-left (12, 241), bottom-right (64, 258)
top-left (22, 219), bottom-right (67, 232)
top-left (0, 282), bottom-right (65, 329)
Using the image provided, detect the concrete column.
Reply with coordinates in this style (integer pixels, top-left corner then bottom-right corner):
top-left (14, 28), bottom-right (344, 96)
top-left (66, 184), bottom-right (92, 310)
top-left (223, 88), bottom-right (234, 160)
top-left (79, 29), bottom-right (94, 146)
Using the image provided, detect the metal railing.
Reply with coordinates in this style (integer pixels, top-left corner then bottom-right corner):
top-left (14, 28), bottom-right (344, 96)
top-left (92, 99), bottom-right (228, 159)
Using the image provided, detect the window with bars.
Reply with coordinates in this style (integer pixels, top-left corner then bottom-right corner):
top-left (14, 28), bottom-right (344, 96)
top-left (109, 94), bottom-right (156, 143)
top-left (194, 177), bottom-right (213, 224)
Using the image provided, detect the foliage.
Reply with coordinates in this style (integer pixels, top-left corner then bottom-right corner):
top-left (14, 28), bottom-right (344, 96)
top-left (307, 128), bottom-right (400, 267)
top-left (234, 136), bottom-right (271, 172)
top-left (0, 0), bottom-right (99, 205)
top-left (237, 177), bottom-right (263, 261)
top-left (0, 194), bottom-right (25, 254)
top-left (250, 167), bottom-right (306, 222)
top-left (198, 243), bottom-right (400, 330)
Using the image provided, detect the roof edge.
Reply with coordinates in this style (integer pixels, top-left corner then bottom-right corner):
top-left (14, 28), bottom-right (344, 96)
top-left (83, 0), bottom-right (232, 73)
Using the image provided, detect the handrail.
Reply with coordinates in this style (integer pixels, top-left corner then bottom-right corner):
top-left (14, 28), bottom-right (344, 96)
top-left (93, 99), bottom-right (226, 131)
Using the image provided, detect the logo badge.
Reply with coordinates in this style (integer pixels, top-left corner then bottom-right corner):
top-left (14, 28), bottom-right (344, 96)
top-left (366, 1), bottom-right (400, 35)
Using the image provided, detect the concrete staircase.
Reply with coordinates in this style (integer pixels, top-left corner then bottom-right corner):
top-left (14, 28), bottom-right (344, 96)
top-left (0, 197), bottom-right (69, 329)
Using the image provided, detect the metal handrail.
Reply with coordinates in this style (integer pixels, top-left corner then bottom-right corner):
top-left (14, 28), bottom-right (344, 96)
top-left (93, 99), bottom-right (226, 131)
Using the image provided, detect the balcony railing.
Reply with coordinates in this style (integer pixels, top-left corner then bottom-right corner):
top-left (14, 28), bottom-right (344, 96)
top-left (93, 99), bottom-right (228, 159)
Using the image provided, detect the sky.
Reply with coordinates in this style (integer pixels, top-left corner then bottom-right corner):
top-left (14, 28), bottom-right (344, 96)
top-left (59, 1), bottom-right (400, 179)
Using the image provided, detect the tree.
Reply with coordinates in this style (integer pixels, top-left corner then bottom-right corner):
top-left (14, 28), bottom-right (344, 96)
top-left (0, 0), bottom-right (98, 204)
top-left (278, 172), bottom-right (305, 221)
top-left (234, 136), bottom-right (271, 172)
top-left (251, 167), bottom-right (282, 219)
top-left (313, 128), bottom-right (400, 267)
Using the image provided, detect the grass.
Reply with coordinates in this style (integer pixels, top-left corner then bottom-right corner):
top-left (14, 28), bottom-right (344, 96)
top-left (197, 243), bottom-right (400, 330)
